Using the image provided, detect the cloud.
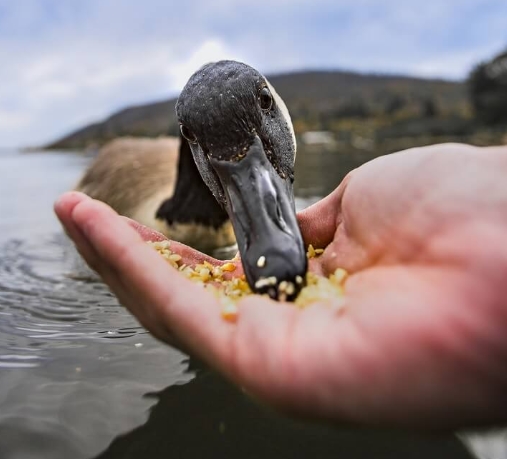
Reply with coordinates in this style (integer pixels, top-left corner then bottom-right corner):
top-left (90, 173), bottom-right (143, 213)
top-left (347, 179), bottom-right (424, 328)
top-left (0, 110), bottom-right (32, 130)
top-left (0, 0), bottom-right (506, 147)
top-left (167, 40), bottom-right (248, 91)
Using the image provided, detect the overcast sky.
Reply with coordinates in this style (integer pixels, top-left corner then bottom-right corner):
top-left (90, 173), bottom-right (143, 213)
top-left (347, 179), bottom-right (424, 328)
top-left (1, 0), bottom-right (506, 147)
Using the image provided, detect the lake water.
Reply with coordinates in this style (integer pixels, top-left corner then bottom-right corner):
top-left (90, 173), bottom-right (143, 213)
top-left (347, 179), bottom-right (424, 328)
top-left (0, 147), bottom-right (479, 458)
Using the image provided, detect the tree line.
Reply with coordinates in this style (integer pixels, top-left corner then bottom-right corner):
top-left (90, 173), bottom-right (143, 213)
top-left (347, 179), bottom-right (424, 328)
top-left (468, 48), bottom-right (507, 124)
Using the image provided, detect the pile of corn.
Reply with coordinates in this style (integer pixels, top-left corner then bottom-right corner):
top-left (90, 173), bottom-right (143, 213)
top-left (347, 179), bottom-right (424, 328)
top-left (147, 240), bottom-right (347, 321)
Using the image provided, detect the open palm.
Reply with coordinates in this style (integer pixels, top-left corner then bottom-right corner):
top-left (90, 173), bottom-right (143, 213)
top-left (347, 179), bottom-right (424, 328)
top-left (55, 143), bottom-right (507, 429)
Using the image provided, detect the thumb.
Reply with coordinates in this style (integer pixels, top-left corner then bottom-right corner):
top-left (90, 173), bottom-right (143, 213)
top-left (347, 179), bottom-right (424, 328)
top-left (297, 187), bottom-right (342, 249)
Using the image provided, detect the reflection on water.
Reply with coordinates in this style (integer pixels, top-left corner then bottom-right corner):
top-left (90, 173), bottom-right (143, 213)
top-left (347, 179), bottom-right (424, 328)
top-left (96, 362), bottom-right (472, 459)
top-left (295, 145), bottom-right (380, 198)
top-left (0, 148), bottom-right (474, 459)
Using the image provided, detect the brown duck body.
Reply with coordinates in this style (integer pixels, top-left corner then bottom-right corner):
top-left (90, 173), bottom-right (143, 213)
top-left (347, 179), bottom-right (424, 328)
top-left (75, 136), bottom-right (235, 253)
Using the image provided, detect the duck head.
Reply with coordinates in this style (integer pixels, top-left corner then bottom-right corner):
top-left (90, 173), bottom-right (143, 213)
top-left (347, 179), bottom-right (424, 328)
top-left (176, 60), bottom-right (307, 301)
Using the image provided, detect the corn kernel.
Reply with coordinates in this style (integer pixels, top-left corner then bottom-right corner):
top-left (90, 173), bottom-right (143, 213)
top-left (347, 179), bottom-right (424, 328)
top-left (147, 240), bottom-right (348, 318)
top-left (221, 302), bottom-right (239, 322)
top-left (221, 262), bottom-right (236, 272)
top-left (257, 255), bottom-right (266, 268)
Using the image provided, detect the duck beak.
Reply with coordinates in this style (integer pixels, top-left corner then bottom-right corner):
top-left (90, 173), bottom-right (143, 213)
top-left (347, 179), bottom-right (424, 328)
top-left (210, 136), bottom-right (307, 301)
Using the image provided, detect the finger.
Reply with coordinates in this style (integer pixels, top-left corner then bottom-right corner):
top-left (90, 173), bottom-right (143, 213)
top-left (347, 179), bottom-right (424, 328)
top-left (55, 193), bottom-right (169, 336)
top-left (55, 192), bottom-right (125, 284)
top-left (69, 196), bottom-right (242, 366)
top-left (55, 192), bottom-right (108, 273)
top-left (122, 217), bottom-right (168, 242)
top-left (122, 215), bottom-right (243, 275)
top-left (297, 174), bottom-right (352, 249)
top-left (55, 194), bottom-right (157, 312)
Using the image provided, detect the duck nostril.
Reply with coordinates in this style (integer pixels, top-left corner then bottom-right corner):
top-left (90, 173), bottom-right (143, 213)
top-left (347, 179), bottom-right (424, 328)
top-left (274, 203), bottom-right (290, 234)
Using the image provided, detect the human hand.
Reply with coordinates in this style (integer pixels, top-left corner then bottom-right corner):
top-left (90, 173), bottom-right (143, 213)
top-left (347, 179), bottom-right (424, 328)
top-left (55, 143), bottom-right (507, 429)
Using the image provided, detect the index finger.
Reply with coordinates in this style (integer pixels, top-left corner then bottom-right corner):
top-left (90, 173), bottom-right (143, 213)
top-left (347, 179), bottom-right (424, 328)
top-left (121, 215), bottom-right (243, 277)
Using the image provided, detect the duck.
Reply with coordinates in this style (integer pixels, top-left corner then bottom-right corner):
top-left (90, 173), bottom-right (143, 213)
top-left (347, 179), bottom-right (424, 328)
top-left (176, 60), bottom-right (307, 300)
top-left (77, 60), bottom-right (307, 300)
top-left (75, 134), bottom-right (236, 255)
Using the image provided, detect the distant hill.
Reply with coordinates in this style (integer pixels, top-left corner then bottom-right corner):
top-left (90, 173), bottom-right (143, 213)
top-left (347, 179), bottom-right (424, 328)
top-left (44, 69), bottom-right (468, 150)
top-left (469, 48), bottom-right (507, 124)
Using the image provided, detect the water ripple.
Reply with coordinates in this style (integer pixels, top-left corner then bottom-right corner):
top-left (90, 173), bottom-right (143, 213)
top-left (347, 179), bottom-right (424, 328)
top-left (0, 234), bottom-right (144, 367)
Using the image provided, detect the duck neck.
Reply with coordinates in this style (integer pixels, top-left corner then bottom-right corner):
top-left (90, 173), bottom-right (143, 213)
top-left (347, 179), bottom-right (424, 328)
top-left (155, 136), bottom-right (230, 229)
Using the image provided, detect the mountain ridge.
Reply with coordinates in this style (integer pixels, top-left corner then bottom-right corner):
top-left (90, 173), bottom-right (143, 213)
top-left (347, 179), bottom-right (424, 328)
top-left (44, 68), bottom-right (466, 150)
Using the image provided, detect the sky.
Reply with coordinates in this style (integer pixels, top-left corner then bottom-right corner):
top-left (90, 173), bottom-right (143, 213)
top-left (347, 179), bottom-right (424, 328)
top-left (0, 0), bottom-right (506, 148)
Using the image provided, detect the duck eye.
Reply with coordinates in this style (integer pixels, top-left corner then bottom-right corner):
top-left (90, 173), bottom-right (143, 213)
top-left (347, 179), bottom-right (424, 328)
top-left (259, 87), bottom-right (273, 111)
top-left (180, 124), bottom-right (197, 143)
